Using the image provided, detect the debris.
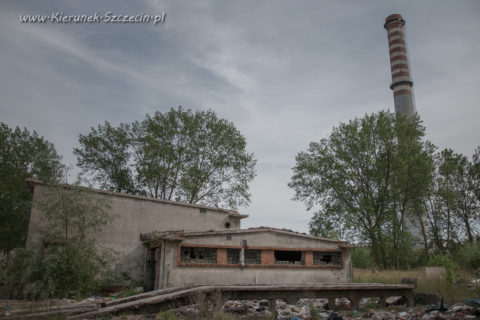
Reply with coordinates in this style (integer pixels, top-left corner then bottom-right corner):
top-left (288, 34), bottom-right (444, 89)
top-left (386, 296), bottom-right (405, 306)
top-left (414, 292), bottom-right (440, 305)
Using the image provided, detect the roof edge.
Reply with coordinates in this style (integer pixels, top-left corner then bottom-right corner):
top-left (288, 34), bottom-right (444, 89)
top-left (141, 227), bottom-right (350, 245)
top-left (25, 179), bottom-right (247, 218)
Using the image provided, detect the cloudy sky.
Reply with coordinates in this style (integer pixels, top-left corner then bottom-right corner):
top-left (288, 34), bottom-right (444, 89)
top-left (1, 1), bottom-right (479, 233)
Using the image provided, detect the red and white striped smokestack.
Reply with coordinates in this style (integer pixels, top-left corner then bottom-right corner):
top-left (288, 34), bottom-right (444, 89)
top-left (384, 14), bottom-right (416, 117)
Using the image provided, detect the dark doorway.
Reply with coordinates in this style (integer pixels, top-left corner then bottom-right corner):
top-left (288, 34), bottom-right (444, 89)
top-left (144, 247), bottom-right (158, 291)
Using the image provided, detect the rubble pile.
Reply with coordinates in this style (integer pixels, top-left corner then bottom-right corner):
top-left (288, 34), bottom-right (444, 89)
top-left (205, 298), bottom-right (480, 320)
top-left (2, 296), bottom-right (479, 319)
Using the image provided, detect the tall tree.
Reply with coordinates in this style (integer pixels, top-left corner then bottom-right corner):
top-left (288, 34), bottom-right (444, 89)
top-left (74, 122), bottom-right (135, 194)
top-left (0, 123), bottom-right (63, 261)
top-left (289, 111), bottom-right (434, 269)
top-left (436, 149), bottom-right (479, 243)
top-left (74, 107), bottom-right (256, 209)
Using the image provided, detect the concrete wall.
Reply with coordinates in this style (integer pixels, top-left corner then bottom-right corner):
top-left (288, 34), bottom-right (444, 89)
top-left (156, 231), bottom-right (352, 288)
top-left (26, 183), bottom-right (242, 281)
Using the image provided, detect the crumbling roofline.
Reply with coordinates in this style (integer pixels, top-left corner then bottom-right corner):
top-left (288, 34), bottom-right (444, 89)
top-left (141, 227), bottom-right (352, 246)
top-left (25, 179), bottom-right (248, 218)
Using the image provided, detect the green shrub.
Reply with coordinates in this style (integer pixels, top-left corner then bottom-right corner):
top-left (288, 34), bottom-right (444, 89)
top-left (4, 242), bottom-right (114, 299)
top-left (455, 241), bottom-right (480, 270)
top-left (351, 247), bottom-right (375, 269)
top-left (427, 254), bottom-right (458, 283)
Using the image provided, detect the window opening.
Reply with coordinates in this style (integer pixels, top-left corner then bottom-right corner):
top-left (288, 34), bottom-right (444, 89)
top-left (225, 222), bottom-right (231, 228)
top-left (180, 247), bottom-right (217, 264)
top-left (274, 250), bottom-right (304, 265)
top-left (244, 249), bottom-right (261, 264)
top-left (227, 249), bottom-right (240, 264)
top-left (313, 252), bottom-right (341, 266)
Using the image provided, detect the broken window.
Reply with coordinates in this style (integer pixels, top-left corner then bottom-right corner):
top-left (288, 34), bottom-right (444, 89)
top-left (227, 249), bottom-right (240, 264)
top-left (274, 250), bottom-right (304, 265)
top-left (244, 249), bottom-right (261, 264)
top-left (313, 251), bottom-right (341, 266)
top-left (180, 247), bottom-right (217, 264)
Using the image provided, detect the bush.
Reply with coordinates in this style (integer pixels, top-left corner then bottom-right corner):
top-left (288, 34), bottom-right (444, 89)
top-left (3, 242), bottom-right (114, 299)
top-left (351, 247), bottom-right (375, 269)
top-left (427, 254), bottom-right (457, 269)
top-left (455, 241), bottom-right (480, 270)
top-left (427, 254), bottom-right (459, 283)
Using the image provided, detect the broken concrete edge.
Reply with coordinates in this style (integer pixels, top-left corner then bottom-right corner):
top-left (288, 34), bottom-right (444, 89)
top-left (140, 227), bottom-right (354, 245)
top-left (65, 284), bottom-right (415, 320)
top-left (104, 284), bottom-right (200, 307)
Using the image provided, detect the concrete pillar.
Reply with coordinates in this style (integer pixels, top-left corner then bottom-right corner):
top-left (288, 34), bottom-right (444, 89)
top-left (268, 299), bottom-right (276, 313)
top-left (405, 293), bottom-right (414, 307)
top-left (379, 296), bottom-right (386, 307)
top-left (328, 297), bottom-right (335, 310)
top-left (349, 297), bottom-right (360, 311)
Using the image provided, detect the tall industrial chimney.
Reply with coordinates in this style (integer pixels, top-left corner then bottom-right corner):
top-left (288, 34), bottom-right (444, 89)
top-left (384, 14), bottom-right (416, 117)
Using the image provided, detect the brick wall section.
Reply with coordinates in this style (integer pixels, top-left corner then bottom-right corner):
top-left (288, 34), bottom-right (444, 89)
top-left (217, 248), bottom-right (227, 264)
top-left (304, 251), bottom-right (313, 266)
top-left (261, 250), bottom-right (275, 265)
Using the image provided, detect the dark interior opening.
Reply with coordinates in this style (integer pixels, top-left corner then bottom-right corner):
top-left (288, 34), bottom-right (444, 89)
top-left (144, 247), bottom-right (157, 292)
top-left (225, 222), bottom-right (231, 228)
top-left (274, 250), bottom-right (302, 264)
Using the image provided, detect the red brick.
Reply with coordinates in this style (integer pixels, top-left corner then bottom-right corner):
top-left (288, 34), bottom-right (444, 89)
top-left (305, 251), bottom-right (314, 266)
top-left (217, 248), bottom-right (227, 264)
top-left (261, 250), bottom-right (275, 265)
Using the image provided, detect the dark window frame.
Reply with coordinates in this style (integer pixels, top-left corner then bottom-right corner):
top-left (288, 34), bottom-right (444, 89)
top-left (180, 246), bottom-right (217, 264)
top-left (313, 251), bottom-right (342, 266)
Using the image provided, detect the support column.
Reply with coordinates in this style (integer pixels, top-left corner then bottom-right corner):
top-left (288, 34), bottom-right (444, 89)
top-left (328, 297), bottom-right (335, 310)
top-left (268, 299), bottom-right (276, 313)
top-left (349, 297), bottom-right (360, 310)
top-left (405, 293), bottom-right (414, 307)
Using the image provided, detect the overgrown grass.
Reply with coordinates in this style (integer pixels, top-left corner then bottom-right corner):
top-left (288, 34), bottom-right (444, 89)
top-left (354, 268), bottom-right (480, 304)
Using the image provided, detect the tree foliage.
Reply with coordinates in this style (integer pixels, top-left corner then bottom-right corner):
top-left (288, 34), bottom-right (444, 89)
top-left (423, 148), bottom-right (480, 253)
top-left (3, 185), bottom-right (115, 299)
top-left (35, 185), bottom-right (113, 243)
top-left (0, 123), bottom-right (63, 257)
top-left (289, 111), bottom-right (434, 269)
top-left (74, 122), bottom-right (135, 193)
top-left (74, 107), bottom-right (256, 209)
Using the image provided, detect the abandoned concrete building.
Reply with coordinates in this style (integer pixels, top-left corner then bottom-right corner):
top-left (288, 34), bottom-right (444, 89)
top-left (25, 180), bottom-right (353, 290)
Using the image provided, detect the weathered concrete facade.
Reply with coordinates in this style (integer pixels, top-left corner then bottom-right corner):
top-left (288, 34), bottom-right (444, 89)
top-left (25, 180), bottom-right (246, 281)
top-left (142, 228), bottom-right (353, 290)
top-left (26, 180), bottom-right (353, 289)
